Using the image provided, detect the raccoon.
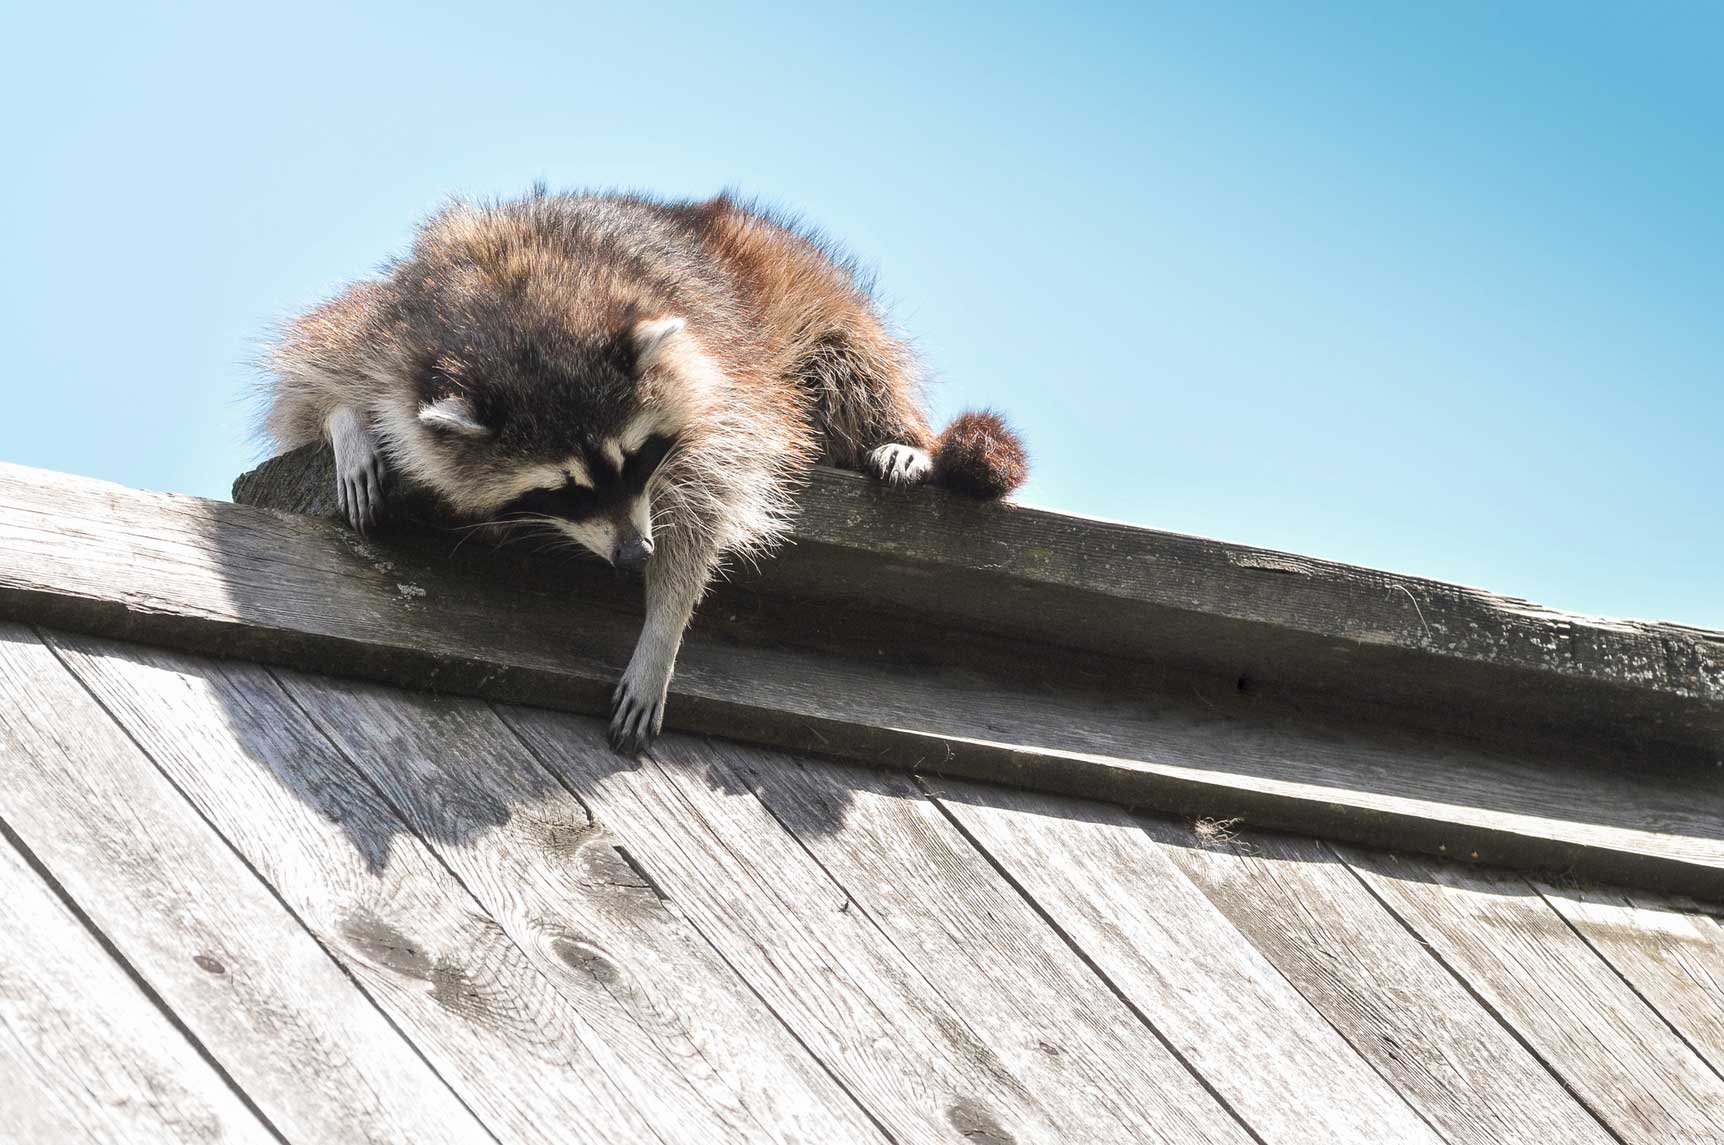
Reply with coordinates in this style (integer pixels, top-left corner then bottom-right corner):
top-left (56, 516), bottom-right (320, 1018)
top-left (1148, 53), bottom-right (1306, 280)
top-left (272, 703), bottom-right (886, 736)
top-left (263, 188), bottom-right (1028, 752)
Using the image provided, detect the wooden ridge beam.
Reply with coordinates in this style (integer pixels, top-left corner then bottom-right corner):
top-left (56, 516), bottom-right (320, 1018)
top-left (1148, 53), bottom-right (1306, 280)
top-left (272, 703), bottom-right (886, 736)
top-left (235, 445), bottom-right (1724, 755)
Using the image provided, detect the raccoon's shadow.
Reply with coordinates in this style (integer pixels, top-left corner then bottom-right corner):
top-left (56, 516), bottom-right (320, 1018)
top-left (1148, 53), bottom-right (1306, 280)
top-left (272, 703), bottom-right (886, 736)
top-left (164, 566), bottom-right (869, 882)
top-left (175, 630), bottom-right (858, 884)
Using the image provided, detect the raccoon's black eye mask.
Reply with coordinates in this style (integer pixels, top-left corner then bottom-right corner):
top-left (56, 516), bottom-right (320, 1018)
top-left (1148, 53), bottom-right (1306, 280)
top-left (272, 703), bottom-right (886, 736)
top-left (499, 434), bottom-right (676, 523)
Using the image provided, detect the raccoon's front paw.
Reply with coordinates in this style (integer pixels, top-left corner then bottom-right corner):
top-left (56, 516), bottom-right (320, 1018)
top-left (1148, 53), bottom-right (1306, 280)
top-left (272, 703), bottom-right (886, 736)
top-left (609, 671), bottom-right (668, 755)
top-left (336, 449), bottom-right (386, 535)
top-left (329, 407), bottom-right (387, 535)
top-left (867, 443), bottom-right (933, 486)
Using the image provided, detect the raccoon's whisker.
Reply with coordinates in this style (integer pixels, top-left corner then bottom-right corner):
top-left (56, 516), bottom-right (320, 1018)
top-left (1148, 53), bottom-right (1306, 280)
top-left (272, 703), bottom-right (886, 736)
top-left (457, 515), bottom-right (568, 557)
top-left (445, 518), bottom-right (506, 556)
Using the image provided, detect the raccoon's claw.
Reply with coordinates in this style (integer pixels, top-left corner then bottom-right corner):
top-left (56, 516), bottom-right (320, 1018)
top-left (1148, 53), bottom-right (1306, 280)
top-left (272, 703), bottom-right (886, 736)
top-left (867, 443), bottom-right (933, 486)
top-left (336, 458), bottom-right (386, 536)
top-left (329, 407), bottom-right (387, 536)
top-left (609, 677), bottom-right (666, 755)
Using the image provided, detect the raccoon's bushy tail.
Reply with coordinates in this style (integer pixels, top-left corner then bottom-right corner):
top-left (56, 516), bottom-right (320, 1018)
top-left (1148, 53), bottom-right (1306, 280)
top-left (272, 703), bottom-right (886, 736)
top-left (931, 409), bottom-right (1029, 499)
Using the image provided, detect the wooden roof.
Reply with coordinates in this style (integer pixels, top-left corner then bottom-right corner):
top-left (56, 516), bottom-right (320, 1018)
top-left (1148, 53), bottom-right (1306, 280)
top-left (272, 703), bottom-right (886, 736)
top-left (1, 454), bottom-right (1721, 1143)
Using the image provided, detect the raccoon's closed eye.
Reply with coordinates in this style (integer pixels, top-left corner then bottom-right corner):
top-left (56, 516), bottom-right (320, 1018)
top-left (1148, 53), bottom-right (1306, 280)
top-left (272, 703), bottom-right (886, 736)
top-left (622, 434), bottom-right (676, 492)
top-left (504, 484), bottom-right (598, 521)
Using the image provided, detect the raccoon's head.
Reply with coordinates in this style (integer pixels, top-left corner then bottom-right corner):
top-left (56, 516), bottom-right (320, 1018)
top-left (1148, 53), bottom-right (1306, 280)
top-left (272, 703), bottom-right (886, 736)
top-left (387, 315), bottom-right (701, 569)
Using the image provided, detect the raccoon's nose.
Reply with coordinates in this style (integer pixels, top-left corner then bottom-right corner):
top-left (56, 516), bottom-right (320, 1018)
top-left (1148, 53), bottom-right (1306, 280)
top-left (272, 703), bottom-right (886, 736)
top-left (613, 536), bottom-right (654, 570)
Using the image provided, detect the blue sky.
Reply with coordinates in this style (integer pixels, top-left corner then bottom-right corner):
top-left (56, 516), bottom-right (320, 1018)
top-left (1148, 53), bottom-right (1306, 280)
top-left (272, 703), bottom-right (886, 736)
top-left (3, 2), bottom-right (1719, 627)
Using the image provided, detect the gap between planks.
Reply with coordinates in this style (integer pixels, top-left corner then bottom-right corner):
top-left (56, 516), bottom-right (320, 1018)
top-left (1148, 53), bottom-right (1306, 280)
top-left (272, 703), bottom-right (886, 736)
top-left (892, 772), bottom-right (1443, 1143)
top-left (1532, 882), bottom-right (1724, 1084)
top-left (1330, 841), bottom-right (1724, 1144)
top-left (0, 819), bottom-right (279, 1144)
top-left (0, 622), bottom-right (493, 1145)
top-left (720, 739), bottom-right (1264, 1145)
top-left (1133, 817), bottom-right (1618, 1145)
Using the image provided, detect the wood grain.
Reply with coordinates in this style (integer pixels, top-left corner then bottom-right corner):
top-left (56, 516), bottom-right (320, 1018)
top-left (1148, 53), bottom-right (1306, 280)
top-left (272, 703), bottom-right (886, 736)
top-left (274, 667), bottom-right (890, 1145)
top-left (905, 777), bottom-right (1441, 1144)
top-left (0, 623), bottom-right (487, 1145)
top-left (500, 704), bottom-right (1095, 1144)
top-left (1146, 818), bottom-right (1615, 1145)
top-left (1538, 883), bottom-right (1724, 1078)
top-left (700, 739), bottom-right (1255, 1144)
top-left (1340, 846), bottom-right (1724, 1143)
top-left (0, 828), bottom-right (274, 1144)
top-left (5, 460), bottom-right (1722, 895)
top-left (46, 628), bottom-right (756, 1145)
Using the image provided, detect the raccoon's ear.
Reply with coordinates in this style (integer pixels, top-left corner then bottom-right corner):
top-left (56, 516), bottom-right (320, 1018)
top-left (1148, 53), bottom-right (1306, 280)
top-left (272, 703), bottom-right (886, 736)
top-left (417, 395), bottom-right (492, 437)
top-left (630, 316), bottom-right (687, 373)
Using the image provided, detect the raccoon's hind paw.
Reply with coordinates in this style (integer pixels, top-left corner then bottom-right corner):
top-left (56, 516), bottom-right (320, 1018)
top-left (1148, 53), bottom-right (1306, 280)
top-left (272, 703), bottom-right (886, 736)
top-left (609, 673), bottom-right (668, 755)
top-left (328, 406), bottom-right (387, 535)
top-left (867, 443), bottom-right (933, 486)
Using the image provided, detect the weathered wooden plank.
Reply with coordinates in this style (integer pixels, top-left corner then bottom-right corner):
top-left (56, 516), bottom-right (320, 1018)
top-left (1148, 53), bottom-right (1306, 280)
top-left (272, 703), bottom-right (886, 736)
top-left (1146, 818), bottom-right (1615, 1145)
top-left (45, 629), bottom-right (753, 1145)
top-left (0, 830), bottom-right (274, 1144)
top-left (238, 443), bottom-right (1724, 754)
top-left (0, 1081), bottom-right (94, 1145)
top-left (1340, 847), bottom-right (1724, 1143)
top-left (689, 644), bottom-right (1724, 896)
top-left (1538, 883), bottom-right (1724, 1078)
top-left (923, 778), bottom-right (1442, 1145)
top-left (0, 623), bottom-right (486, 1145)
top-left (699, 740), bottom-right (1255, 1143)
top-left (273, 668), bottom-right (890, 1145)
top-left (499, 705), bottom-right (1096, 1144)
top-left (4, 461), bottom-right (1721, 896)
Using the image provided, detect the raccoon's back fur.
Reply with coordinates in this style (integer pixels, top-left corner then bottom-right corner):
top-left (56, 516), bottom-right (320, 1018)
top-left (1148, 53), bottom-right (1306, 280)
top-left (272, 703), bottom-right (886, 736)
top-left (263, 188), bottom-right (1028, 751)
top-left (267, 191), bottom-right (1024, 542)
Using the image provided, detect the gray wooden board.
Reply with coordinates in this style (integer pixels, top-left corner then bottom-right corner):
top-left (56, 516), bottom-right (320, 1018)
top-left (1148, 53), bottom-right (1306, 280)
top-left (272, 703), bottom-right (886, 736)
top-left (4, 461), bottom-right (1721, 896)
top-left (678, 638), bottom-right (1724, 895)
top-left (1339, 846), bottom-right (1724, 1143)
top-left (238, 445), bottom-right (1724, 753)
top-left (500, 704), bottom-right (1094, 1144)
top-left (0, 829), bottom-right (274, 1144)
top-left (686, 738), bottom-right (1255, 1144)
top-left (780, 473), bottom-right (1724, 753)
top-left (46, 629), bottom-right (750, 1145)
top-left (1536, 883), bottom-right (1724, 1080)
top-left (922, 777), bottom-right (1442, 1145)
top-left (0, 623), bottom-right (487, 1145)
top-left (0, 1081), bottom-right (95, 1145)
top-left (1144, 818), bottom-right (1616, 1145)
top-left (273, 667), bottom-right (889, 1145)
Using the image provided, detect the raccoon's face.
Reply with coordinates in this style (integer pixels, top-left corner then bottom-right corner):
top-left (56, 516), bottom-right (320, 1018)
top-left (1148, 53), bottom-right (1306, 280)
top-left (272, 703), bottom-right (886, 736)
top-left (394, 317), bottom-right (690, 568)
top-left (490, 425), bottom-right (677, 569)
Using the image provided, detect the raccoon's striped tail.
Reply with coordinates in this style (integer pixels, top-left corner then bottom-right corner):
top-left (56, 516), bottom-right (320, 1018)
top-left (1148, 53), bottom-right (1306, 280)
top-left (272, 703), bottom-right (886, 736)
top-left (931, 409), bottom-right (1029, 499)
